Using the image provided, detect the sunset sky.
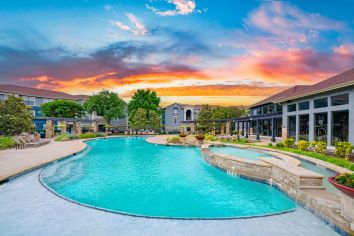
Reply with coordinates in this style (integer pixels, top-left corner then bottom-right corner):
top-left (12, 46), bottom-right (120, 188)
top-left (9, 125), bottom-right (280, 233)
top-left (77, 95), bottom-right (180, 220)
top-left (0, 0), bottom-right (353, 106)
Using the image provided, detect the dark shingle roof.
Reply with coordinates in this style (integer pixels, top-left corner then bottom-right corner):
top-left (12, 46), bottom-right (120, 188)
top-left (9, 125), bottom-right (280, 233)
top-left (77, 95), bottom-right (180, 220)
top-left (0, 84), bottom-right (89, 101)
top-left (251, 68), bottom-right (354, 107)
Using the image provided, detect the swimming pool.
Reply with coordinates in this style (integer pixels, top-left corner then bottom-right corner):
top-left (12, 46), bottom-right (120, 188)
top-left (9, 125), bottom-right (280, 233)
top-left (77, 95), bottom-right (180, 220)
top-left (40, 137), bottom-right (296, 219)
top-left (209, 146), bottom-right (273, 160)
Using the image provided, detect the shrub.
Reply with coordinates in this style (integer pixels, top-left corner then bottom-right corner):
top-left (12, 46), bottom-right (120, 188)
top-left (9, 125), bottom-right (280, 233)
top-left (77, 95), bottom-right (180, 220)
top-left (297, 140), bottom-right (310, 151)
top-left (310, 141), bottom-right (327, 153)
top-left (276, 142), bottom-right (284, 148)
top-left (335, 173), bottom-right (354, 188)
top-left (168, 136), bottom-right (180, 143)
top-left (240, 130), bottom-right (244, 136)
top-left (54, 134), bottom-right (71, 141)
top-left (0, 136), bottom-right (16, 150)
top-left (232, 130), bottom-right (239, 135)
top-left (283, 138), bottom-right (295, 148)
top-left (335, 142), bottom-right (353, 160)
top-left (268, 143), bottom-right (273, 147)
top-left (79, 133), bottom-right (97, 139)
top-left (238, 138), bottom-right (248, 144)
top-left (96, 132), bottom-right (106, 137)
top-left (205, 134), bottom-right (217, 141)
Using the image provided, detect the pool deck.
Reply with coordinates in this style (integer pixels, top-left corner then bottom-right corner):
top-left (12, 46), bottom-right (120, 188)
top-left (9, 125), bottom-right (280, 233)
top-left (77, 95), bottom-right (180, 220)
top-left (0, 139), bottom-right (86, 182)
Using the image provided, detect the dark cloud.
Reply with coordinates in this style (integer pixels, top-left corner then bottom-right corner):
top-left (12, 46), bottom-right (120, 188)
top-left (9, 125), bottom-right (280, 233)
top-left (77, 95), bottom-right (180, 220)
top-left (0, 27), bottom-right (213, 86)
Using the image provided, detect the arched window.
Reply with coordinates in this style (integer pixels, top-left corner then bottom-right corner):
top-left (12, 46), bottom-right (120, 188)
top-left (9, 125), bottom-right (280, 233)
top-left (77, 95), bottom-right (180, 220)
top-left (186, 110), bottom-right (192, 121)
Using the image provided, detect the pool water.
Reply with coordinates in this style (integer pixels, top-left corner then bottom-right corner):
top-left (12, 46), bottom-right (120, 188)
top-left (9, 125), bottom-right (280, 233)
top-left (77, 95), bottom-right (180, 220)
top-left (210, 146), bottom-right (272, 160)
top-left (41, 137), bottom-right (296, 219)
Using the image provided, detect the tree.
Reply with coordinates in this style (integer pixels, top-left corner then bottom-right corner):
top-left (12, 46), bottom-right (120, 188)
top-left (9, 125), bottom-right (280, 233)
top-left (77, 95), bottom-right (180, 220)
top-left (40, 99), bottom-right (85, 118)
top-left (196, 104), bottom-right (214, 134)
top-left (147, 111), bottom-right (162, 131)
top-left (129, 109), bottom-right (162, 132)
top-left (0, 95), bottom-right (34, 135)
top-left (129, 108), bottom-right (148, 131)
top-left (211, 106), bottom-right (247, 120)
top-left (84, 90), bottom-right (125, 126)
top-left (128, 89), bottom-right (161, 122)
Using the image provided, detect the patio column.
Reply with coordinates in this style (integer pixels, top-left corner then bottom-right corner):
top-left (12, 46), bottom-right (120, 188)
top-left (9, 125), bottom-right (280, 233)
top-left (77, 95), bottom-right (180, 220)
top-left (245, 121), bottom-right (249, 138)
top-left (237, 121), bottom-right (240, 134)
top-left (73, 121), bottom-right (82, 135)
top-left (241, 122), bottom-right (245, 136)
top-left (327, 111), bottom-right (332, 146)
top-left (225, 122), bottom-right (231, 135)
top-left (271, 118), bottom-right (276, 142)
top-left (45, 119), bottom-right (54, 139)
top-left (256, 120), bottom-right (260, 140)
top-left (92, 121), bottom-right (98, 133)
top-left (59, 120), bottom-right (67, 135)
top-left (221, 122), bottom-right (225, 135)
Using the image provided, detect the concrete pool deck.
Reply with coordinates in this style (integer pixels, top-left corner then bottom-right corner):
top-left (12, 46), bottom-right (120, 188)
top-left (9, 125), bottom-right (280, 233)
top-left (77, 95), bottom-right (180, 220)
top-left (0, 139), bottom-right (86, 182)
top-left (0, 164), bottom-right (340, 236)
top-left (0, 135), bottom-right (348, 235)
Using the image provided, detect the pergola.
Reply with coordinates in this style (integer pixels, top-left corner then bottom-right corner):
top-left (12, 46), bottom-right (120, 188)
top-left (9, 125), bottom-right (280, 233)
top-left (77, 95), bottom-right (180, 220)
top-left (213, 112), bottom-right (282, 142)
top-left (35, 117), bottom-right (98, 139)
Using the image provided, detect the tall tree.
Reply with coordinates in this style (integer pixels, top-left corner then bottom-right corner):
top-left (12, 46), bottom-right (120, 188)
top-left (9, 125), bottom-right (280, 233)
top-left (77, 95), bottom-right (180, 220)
top-left (0, 95), bottom-right (34, 135)
top-left (196, 104), bottom-right (214, 134)
top-left (41, 99), bottom-right (85, 118)
top-left (128, 89), bottom-right (161, 122)
top-left (84, 90), bottom-right (125, 126)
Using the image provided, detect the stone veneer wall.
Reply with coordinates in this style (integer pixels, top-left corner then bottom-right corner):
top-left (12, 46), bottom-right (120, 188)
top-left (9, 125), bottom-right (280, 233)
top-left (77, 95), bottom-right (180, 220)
top-left (201, 144), bottom-right (353, 235)
top-left (203, 149), bottom-right (272, 181)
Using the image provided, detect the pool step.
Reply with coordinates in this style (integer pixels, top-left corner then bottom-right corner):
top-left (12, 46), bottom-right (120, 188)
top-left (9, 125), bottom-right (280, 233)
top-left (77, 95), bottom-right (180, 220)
top-left (299, 185), bottom-right (326, 190)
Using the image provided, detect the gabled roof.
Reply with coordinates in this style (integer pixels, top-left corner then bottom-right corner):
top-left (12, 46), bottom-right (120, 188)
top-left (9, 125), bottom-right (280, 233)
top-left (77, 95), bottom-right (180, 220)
top-left (250, 68), bottom-right (354, 107)
top-left (0, 84), bottom-right (89, 101)
top-left (164, 103), bottom-right (203, 109)
top-left (251, 85), bottom-right (310, 108)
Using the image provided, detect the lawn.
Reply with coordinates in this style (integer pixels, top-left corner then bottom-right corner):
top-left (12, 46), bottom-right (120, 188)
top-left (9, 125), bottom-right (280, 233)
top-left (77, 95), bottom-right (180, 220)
top-left (0, 136), bottom-right (15, 150)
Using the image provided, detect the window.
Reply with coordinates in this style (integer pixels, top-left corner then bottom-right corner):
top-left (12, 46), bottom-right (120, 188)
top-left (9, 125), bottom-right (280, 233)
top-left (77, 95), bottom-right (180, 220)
top-left (276, 104), bottom-right (282, 112)
top-left (22, 96), bottom-right (35, 106)
top-left (331, 93), bottom-right (349, 106)
top-left (43, 98), bottom-right (53, 104)
top-left (299, 114), bottom-right (309, 141)
top-left (298, 101), bottom-right (309, 110)
top-left (185, 110), bottom-right (192, 121)
top-left (262, 106), bottom-right (268, 114)
top-left (288, 116), bottom-right (296, 139)
top-left (314, 98), bottom-right (328, 108)
top-left (35, 97), bottom-right (44, 106)
top-left (332, 110), bottom-right (349, 144)
top-left (314, 113), bottom-right (327, 142)
top-left (173, 107), bottom-right (178, 117)
top-left (174, 118), bottom-right (177, 124)
top-left (287, 104), bottom-right (296, 112)
top-left (256, 108), bottom-right (262, 115)
top-left (268, 105), bottom-right (274, 113)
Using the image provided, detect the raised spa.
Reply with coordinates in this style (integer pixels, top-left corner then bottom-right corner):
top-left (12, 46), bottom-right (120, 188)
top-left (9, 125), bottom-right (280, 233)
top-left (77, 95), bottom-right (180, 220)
top-left (40, 137), bottom-right (296, 218)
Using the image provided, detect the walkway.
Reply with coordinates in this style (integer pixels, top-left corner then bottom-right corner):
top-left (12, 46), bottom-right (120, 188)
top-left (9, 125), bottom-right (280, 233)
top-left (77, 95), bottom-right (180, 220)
top-left (0, 139), bottom-right (86, 182)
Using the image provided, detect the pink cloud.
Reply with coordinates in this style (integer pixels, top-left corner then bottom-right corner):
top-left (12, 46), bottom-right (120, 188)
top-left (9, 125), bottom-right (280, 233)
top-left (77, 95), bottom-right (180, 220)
top-left (146, 0), bottom-right (196, 16)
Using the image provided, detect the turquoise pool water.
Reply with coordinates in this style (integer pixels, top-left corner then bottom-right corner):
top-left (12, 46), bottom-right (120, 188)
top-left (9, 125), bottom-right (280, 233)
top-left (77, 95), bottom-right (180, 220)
top-left (40, 137), bottom-right (296, 218)
top-left (210, 146), bottom-right (272, 160)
